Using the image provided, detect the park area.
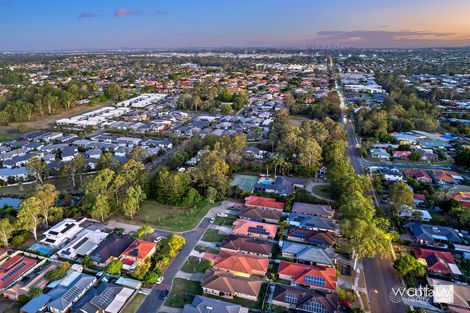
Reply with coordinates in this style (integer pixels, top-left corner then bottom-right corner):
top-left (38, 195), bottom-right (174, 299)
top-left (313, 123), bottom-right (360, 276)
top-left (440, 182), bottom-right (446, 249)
top-left (231, 174), bottom-right (258, 193)
top-left (114, 199), bottom-right (215, 232)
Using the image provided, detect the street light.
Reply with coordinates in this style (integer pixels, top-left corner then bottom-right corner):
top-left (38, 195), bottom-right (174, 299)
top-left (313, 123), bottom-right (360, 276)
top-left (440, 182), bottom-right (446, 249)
top-left (368, 289), bottom-right (379, 306)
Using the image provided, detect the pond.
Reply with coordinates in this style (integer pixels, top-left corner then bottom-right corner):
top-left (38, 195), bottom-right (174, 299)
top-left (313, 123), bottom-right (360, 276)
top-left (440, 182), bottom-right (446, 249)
top-left (0, 197), bottom-right (21, 209)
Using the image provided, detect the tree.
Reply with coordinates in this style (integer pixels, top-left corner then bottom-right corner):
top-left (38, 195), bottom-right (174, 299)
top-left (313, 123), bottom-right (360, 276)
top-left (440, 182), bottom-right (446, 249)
top-left (194, 150), bottom-right (230, 197)
top-left (105, 259), bottom-right (122, 275)
top-left (91, 194), bottom-right (110, 222)
top-left (27, 156), bottom-right (46, 184)
top-left (46, 262), bottom-right (70, 282)
top-left (137, 225), bottom-right (154, 239)
top-left (339, 191), bottom-right (375, 221)
top-left (390, 182), bottom-right (414, 208)
top-left (61, 154), bottom-right (85, 188)
top-left (17, 197), bottom-right (42, 240)
top-left (206, 186), bottom-right (217, 204)
top-left (408, 151), bottom-right (421, 162)
top-left (394, 255), bottom-right (426, 277)
top-left (144, 271), bottom-right (160, 284)
top-left (297, 138), bottom-right (322, 175)
top-left (154, 169), bottom-right (189, 205)
top-left (340, 218), bottom-right (392, 270)
top-left (0, 218), bottom-right (13, 247)
top-left (167, 234), bottom-right (186, 258)
top-left (327, 158), bottom-right (354, 184)
top-left (122, 186), bottom-right (146, 219)
top-left (132, 258), bottom-right (151, 280)
top-left (81, 255), bottom-right (93, 268)
top-left (34, 183), bottom-right (59, 228)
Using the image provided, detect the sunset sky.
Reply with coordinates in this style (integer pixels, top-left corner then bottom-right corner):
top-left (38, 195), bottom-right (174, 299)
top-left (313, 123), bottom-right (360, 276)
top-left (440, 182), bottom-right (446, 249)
top-left (1, 0), bottom-right (470, 50)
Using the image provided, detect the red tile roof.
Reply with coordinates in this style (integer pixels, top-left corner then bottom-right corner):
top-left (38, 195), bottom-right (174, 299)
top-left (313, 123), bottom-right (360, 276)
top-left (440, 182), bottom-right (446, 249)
top-left (278, 260), bottom-right (337, 291)
top-left (244, 196), bottom-right (285, 211)
top-left (415, 247), bottom-right (457, 274)
top-left (213, 253), bottom-right (269, 276)
top-left (232, 219), bottom-right (278, 239)
top-left (121, 240), bottom-right (155, 260)
top-left (0, 255), bottom-right (37, 289)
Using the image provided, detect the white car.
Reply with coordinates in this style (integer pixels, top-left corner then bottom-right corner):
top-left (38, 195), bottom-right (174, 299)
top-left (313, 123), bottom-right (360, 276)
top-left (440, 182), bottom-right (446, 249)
top-left (209, 218), bottom-right (215, 224)
top-left (154, 237), bottom-right (163, 243)
top-left (156, 276), bottom-right (164, 284)
top-left (217, 213), bottom-right (228, 218)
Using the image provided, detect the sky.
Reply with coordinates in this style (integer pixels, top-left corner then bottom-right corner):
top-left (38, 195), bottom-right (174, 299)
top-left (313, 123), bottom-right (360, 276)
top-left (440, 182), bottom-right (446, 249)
top-left (1, 0), bottom-right (470, 50)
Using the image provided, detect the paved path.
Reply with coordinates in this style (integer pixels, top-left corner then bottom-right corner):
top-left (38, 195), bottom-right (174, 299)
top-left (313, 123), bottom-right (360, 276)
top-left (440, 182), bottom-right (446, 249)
top-left (305, 182), bottom-right (335, 203)
top-left (175, 271), bottom-right (204, 281)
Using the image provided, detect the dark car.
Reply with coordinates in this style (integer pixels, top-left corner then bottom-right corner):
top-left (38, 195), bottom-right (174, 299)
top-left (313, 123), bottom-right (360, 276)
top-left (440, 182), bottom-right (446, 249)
top-left (159, 290), bottom-right (169, 300)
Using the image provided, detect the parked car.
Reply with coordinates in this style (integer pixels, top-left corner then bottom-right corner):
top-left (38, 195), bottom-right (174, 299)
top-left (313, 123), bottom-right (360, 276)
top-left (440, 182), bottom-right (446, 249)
top-left (210, 218), bottom-right (215, 224)
top-left (217, 213), bottom-right (228, 217)
top-left (156, 276), bottom-right (164, 284)
top-left (154, 236), bottom-right (163, 243)
top-left (159, 290), bottom-right (169, 300)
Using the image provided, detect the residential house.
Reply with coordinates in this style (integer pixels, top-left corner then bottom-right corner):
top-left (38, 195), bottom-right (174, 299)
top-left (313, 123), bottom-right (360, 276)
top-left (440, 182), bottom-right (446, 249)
top-left (244, 196), bottom-right (285, 212)
top-left (291, 203), bottom-right (334, 219)
top-left (413, 194), bottom-right (426, 206)
top-left (120, 240), bottom-right (156, 271)
top-left (0, 255), bottom-right (38, 290)
top-left (183, 295), bottom-right (249, 313)
top-left (0, 167), bottom-right (28, 182)
top-left (278, 260), bottom-right (337, 293)
top-left (427, 277), bottom-right (470, 312)
top-left (220, 237), bottom-right (272, 258)
top-left (403, 169), bottom-right (432, 183)
top-left (286, 228), bottom-right (336, 248)
top-left (89, 234), bottom-right (133, 267)
top-left (239, 207), bottom-right (281, 224)
top-left (405, 222), bottom-right (462, 244)
top-left (202, 268), bottom-right (263, 301)
top-left (415, 247), bottom-right (462, 275)
top-left (431, 169), bottom-right (464, 185)
top-left (399, 206), bottom-right (432, 222)
top-left (212, 253), bottom-right (269, 277)
top-left (287, 213), bottom-right (337, 233)
top-left (254, 176), bottom-right (304, 196)
top-left (393, 151), bottom-right (411, 159)
top-left (232, 219), bottom-right (278, 240)
top-left (370, 148), bottom-right (390, 160)
top-left (271, 284), bottom-right (337, 313)
top-left (57, 228), bottom-right (108, 260)
top-left (41, 218), bottom-right (83, 248)
top-left (447, 191), bottom-right (470, 209)
top-left (61, 146), bottom-right (78, 162)
top-left (281, 241), bottom-right (335, 267)
top-left (244, 146), bottom-right (266, 160)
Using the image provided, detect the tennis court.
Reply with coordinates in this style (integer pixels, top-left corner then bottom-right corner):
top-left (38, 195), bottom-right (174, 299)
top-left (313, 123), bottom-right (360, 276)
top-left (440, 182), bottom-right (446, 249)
top-left (231, 174), bottom-right (258, 192)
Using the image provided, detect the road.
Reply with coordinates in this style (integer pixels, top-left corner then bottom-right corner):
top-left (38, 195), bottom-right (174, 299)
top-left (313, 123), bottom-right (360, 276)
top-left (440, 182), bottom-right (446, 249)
top-left (336, 82), bottom-right (406, 313)
top-left (136, 217), bottom-right (211, 313)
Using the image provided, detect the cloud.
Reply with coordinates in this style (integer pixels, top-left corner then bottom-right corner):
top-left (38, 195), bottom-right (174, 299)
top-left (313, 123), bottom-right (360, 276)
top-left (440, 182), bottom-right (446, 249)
top-left (115, 8), bottom-right (139, 17)
top-left (311, 30), bottom-right (470, 48)
top-left (78, 11), bottom-right (96, 19)
top-left (154, 10), bottom-right (167, 16)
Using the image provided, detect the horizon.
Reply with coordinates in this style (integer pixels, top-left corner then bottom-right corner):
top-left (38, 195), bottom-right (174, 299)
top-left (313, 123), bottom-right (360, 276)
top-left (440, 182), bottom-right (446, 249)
top-left (1, 0), bottom-right (470, 51)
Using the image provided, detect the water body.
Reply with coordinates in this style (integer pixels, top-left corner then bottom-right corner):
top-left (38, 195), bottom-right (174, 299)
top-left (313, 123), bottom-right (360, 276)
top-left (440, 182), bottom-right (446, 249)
top-left (0, 197), bottom-right (21, 209)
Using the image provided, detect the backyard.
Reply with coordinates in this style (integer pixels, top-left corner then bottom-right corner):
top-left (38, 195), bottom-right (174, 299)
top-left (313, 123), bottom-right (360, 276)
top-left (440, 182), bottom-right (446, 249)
top-left (114, 199), bottom-right (216, 232)
top-left (165, 278), bottom-right (202, 308)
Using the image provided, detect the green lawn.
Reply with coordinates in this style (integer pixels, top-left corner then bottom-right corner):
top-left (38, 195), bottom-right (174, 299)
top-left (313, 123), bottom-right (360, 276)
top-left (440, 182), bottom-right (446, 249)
top-left (214, 214), bottom-right (238, 226)
top-left (311, 184), bottom-right (333, 200)
top-left (194, 245), bottom-right (219, 254)
top-left (202, 229), bottom-right (227, 242)
top-left (114, 199), bottom-right (216, 232)
top-left (286, 115), bottom-right (310, 127)
top-left (429, 211), bottom-right (448, 226)
top-left (123, 294), bottom-right (145, 313)
top-left (166, 279), bottom-right (202, 308)
top-left (181, 256), bottom-right (212, 273)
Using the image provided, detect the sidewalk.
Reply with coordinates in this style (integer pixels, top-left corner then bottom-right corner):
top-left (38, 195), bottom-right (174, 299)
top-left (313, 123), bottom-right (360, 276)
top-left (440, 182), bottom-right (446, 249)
top-left (175, 271), bottom-right (204, 281)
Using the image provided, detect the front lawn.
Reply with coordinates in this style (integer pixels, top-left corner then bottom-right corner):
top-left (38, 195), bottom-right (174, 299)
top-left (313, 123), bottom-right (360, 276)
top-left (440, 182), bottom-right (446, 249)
top-left (114, 199), bottom-right (216, 232)
top-left (166, 279), bottom-right (202, 308)
top-left (214, 214), bottom-right (238, 226)
top-left (201, 229), bottom-right (227, 242)
top-left (181, 256), bottom-right (212, 273)
top-left (194, 245), bottom-right (219, 254)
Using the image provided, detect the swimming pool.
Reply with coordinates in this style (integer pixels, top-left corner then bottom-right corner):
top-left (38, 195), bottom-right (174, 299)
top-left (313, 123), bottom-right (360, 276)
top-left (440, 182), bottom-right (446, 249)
top-left (29, 243), bottom-right (55, 255)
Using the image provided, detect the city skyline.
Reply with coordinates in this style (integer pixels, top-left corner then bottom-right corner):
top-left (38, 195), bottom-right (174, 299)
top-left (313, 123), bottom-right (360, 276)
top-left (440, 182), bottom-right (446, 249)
top-left (1, 0), bottom-right (470, 51)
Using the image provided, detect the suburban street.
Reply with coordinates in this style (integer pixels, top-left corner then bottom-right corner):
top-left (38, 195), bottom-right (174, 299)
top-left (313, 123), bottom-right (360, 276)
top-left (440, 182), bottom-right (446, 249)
top-left (336, 82), bottom-right (406, 313)
top-left (136, 217), bottom-right (211, 313)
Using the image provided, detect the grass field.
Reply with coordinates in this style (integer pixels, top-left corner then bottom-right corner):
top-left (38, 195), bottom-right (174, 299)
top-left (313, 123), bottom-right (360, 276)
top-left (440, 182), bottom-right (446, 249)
top-left (114, 199), bottom-right (215, 232)
top-left (181, 256), bottom-right (212, 273)
top-left (165, 279), bottom-right (202, 308)
top-left (123, 294), bottom-right (146, 313)
top-left (286, 114), bottom-right (310, 127)
top-left (231, 174), bottom-right (258, 193)
top-left (201, 229), bottom-right (227, 242)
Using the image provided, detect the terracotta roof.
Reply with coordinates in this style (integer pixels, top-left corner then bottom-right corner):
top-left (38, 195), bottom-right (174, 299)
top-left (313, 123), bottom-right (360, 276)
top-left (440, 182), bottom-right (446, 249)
top-left (221, 237), bottom-right (273, 257)
top-left (278, 260), bottom-right (337, 291)
top-left (0, 255), bottom-right (37, 289)
top-left (244, 196), bottom-right (285, 211)
top-left (232, 219), bottom-right (278, 238)
top-left (213, 253), bottom-right (269, 276)
top-left (121, 240), bottom-right (155, 260)
top-left (202, 268), bottom-right (263, 297)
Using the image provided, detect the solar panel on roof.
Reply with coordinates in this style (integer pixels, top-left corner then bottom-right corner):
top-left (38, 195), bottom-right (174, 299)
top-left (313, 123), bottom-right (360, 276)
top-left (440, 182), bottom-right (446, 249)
top-left (248, 226), bottom-right (269, 235)
top-left (426, 254), bottom-right (438, 265)
top-left (73, 237), bottom-right (88, 249)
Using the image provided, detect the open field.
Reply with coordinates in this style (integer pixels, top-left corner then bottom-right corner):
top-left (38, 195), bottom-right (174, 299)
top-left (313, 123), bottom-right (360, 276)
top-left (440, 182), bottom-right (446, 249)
top-left (165, 278), bottom-right (202, 308)
top-left (113, 199), bottom-right (215, 232)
